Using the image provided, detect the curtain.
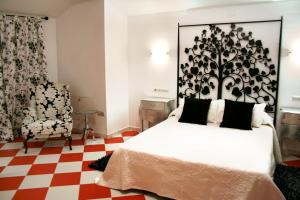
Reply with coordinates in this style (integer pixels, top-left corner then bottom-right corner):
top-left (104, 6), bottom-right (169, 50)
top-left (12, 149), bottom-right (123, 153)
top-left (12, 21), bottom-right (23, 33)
top-left (0, 14), bottom-right (48, 141)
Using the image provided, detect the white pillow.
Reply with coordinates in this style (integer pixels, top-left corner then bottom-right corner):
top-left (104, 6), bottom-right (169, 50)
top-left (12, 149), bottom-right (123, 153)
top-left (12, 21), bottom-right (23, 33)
top-left (168, 98), bottom-right (184, 119)
top-left (208, 99), bottom-right (224, 123)
top-left (252, 103), bottom-right (266, 127)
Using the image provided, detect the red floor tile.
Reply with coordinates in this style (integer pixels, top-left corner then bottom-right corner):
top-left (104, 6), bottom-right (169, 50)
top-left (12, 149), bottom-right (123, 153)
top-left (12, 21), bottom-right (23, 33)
top-left (79, 184), bottom-right (111, 200)
top-left (113, 195), bottom-right (146, 200)
top-left (13, 188), bottom-right (48, 200)
top-left (0, 176), bottom-right (24, 190)
top-left (0, 149), bottom-right (19, 157)
top-left (9, 156), bottom-right (36, 166)
top-left (51, 172), bottom-right (81, 186)
top-left (284, 159), bottom-right (300, 167)
top-left (0, 143), bottom-right (4, 149)
top-left (0, 166), bottom-right (4, 173)
top-left (59, 153), bottom-right (83, 162)
top-left (13, 137), bottom-right (24, 142)
top-left (122, 131), bottom-right (139, 137)
top-left (104, 137), bottom-right (124, 144)
top-left (27, 141), bottom-right (45, 148)
top-left (39, 147), bottom-right (63, 155)
top-left (28, 163), bottom-right (57, 175)
top-left (82, 161), bottom-right (93, 171)
top-left (84, 144), bottom-right (105, 152)
top-left (65, 139), bottom-right (84, 146)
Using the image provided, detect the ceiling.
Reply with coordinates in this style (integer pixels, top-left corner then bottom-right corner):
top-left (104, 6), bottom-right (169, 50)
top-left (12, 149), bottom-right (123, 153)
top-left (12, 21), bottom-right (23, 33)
top-left (0, 0), bottom-right (294, 18)
top-left (0, 0), bottom-right (86, 17)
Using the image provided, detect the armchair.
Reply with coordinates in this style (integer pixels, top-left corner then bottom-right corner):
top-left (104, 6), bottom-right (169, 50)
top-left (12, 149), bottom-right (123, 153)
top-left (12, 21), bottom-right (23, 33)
top-left (22, 81), bottom-right (73, 153)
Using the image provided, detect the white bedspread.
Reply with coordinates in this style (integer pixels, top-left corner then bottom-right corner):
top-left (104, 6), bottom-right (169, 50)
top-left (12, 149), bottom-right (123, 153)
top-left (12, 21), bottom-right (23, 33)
top-left (97, 117), bottom-right (284, 200)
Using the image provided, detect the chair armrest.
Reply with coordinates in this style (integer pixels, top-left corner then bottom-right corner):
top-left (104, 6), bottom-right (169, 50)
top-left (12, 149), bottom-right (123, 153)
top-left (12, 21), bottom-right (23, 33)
top-left (22, 107), bottom-right (37, 125)
top-left (61, 85), bottom-right (73, 123)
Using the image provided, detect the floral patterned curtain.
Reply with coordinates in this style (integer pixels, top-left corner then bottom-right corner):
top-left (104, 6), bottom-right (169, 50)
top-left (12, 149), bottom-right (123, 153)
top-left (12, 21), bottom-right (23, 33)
top-left (0, 14), bottom-right (48, 141)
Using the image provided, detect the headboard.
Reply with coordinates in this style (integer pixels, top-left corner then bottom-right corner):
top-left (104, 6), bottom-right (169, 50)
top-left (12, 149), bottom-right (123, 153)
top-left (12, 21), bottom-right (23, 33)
top-left (177, 18), bottom-right (283, 121)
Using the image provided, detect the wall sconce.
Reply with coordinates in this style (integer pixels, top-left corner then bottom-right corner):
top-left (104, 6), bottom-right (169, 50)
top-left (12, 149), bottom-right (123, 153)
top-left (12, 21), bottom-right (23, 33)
top-left (150, 40), bottom-right (169, 65)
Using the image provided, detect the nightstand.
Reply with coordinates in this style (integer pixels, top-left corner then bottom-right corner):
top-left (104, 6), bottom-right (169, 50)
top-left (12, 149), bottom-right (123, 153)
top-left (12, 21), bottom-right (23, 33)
top-left (280, 107), bottom-right (300, 157)
top-left (139, 97), bottom-right (175, 131)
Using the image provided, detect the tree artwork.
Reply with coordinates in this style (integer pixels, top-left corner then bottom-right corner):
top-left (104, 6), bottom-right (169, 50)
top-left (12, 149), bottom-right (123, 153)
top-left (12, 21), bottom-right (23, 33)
top-left (178, 23), bottom-right (278, 112)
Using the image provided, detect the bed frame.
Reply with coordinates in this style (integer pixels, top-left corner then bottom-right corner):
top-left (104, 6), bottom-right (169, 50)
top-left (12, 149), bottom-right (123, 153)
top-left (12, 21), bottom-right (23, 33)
top-left (177, 18), bottom-right (283, 122)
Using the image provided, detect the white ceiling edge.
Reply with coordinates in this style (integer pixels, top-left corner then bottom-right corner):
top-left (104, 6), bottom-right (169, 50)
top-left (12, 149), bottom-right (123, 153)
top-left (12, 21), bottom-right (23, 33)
top-left (0, 0), bottom-right (296, 18)
top-left (110, 0), bottom-right (296, 17)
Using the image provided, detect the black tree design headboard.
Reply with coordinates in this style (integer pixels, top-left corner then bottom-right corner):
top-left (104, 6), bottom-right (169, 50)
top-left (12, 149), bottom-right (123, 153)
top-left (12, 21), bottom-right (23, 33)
top-left (177, 19), bottom-right (282, 120)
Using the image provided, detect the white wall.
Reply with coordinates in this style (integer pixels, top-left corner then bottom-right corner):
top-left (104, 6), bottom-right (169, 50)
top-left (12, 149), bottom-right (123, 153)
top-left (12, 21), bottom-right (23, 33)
top-left (43, 18), bottom-right (58, 82)
top-left (128, 1), bottom-right (300, 127)
top-left (56, 0), bottom-right (107, 134)
top-left (104, 0), bottom-right (129, 134)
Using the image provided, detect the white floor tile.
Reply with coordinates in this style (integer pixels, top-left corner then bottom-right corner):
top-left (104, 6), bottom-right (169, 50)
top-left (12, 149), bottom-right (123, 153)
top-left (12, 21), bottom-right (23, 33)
top-left (0, 165), bottom-right (31, 177)
top-left (0, 190), bottom-right (16, 200)
top-left (44, 140), bottom-right (65, 147)
top-left (46, 185), bottom-right (79, 200)
top-left (123, 137), bottom-right (132, 141)
top-left (62, 145), bottom-right (84, 154)
top-left (85, 138), bottom-right (105, 145)
top-left (34, 154), bottom-right (60, 164)
top-left (80, 171), bottom-right (102, 184)
top-left (105, 143), bottom-right (121, 151)
top-left (1, 142), bottom-right (23, 150)
top-left (111, 133), bottom-right (122, 138)
top-left (83, 152), bottom-right (106, 161)
top-left (0, 157), bottom-right (13, 167)
top-left (16, 148), bottom-right (41, 156)
top-left (55, 161), bottom-right (82, 173)
top-left (19, 174), bottom-right (53, 189)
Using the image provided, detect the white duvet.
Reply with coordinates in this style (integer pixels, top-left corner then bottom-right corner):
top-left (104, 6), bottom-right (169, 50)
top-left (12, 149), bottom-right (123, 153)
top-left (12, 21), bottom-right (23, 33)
top-left (97, 117), bottom-right (284, 200)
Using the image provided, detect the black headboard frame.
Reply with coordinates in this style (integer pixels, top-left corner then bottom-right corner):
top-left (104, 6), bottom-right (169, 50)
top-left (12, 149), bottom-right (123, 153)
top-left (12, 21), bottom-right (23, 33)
top-left (177, 18), bottom-right (283, 123)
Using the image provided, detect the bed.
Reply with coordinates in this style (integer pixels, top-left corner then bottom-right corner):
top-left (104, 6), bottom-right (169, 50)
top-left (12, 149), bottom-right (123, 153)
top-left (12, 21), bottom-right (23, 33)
top-left (97, 20), bottom-right (284, 199)
top-left (97, 114), bottom-right (284, 200)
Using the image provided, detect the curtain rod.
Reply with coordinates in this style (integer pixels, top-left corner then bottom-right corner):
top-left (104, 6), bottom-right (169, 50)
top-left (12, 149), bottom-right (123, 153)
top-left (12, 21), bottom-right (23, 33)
top-left (1, 13), bottom-right (48, 20)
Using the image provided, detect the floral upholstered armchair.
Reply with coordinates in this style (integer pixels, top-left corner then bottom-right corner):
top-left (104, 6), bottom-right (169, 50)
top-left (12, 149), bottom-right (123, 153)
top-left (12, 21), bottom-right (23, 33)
top-left (22, 81), bottom-right (73, 153)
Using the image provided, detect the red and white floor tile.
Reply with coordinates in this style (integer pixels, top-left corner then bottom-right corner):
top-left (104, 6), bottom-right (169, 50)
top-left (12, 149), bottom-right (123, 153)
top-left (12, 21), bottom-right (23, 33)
top-left (0, 131), bottom-right (167, 200)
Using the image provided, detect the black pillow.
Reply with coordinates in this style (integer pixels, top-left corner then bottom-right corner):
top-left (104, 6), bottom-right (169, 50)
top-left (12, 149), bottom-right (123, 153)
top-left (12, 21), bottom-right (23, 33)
top-left (179, 98), bottom-right (211, 125)
top-left (220, 99), bottom-right (254, 130)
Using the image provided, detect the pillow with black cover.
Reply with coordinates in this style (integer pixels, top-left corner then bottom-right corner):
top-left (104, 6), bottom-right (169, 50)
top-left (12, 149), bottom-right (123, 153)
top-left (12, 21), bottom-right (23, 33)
top-left (179, 98), bottom-right (211, 125)
top-left (220, 100), bottom-right (254, 130)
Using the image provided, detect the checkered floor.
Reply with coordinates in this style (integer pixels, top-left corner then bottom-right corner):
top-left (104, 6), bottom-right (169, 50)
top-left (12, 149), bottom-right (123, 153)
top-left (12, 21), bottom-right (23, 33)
top-left (1, 132), bottom-right (300, 200)
top-left (0, 131), bottom-right (167, 200)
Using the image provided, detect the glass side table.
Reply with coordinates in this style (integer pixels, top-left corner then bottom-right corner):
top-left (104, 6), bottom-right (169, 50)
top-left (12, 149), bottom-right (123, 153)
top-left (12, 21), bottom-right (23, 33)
top-left (74, 110), bottom-right (104, 142)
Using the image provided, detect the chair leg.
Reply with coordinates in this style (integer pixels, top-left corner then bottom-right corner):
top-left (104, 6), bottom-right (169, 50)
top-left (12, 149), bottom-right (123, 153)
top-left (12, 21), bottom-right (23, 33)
top-left (23, 136), bottom-right (31, 154)
top-left (67, 136), bottom-right (72, 151)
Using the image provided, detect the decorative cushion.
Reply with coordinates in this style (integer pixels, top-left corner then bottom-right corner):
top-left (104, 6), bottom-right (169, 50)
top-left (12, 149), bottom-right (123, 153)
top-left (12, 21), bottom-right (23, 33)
top-left (220, 100), bottom-right (254, 130)
top-left (22, 119), bottom-right (72, 136)
top-left (252, 103), bottom-right (266, 127)
top-left (179, 98), bottom-right (211, 125)
top-left (35, 82), bottom-right (65, 120)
